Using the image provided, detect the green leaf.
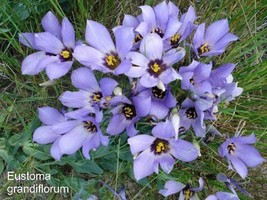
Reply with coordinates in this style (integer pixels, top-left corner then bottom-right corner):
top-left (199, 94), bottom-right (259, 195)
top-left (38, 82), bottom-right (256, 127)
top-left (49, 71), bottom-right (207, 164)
top-left (69, 160), bottom-right (103, 175)
top-left (0, 159), bottom-right (4, 175)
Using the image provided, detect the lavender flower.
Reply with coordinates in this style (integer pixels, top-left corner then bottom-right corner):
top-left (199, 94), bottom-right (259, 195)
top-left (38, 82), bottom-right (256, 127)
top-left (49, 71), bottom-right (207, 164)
top-left (120, 1), bottom-right (179, 49)
top-left (218, 133), bottom-right (265, 179)
top-left (206, 192), bottom-right (239, 200)
top-left (33, 107), bottom-right (109, 160)
top-left (133, 81), bottom-right (176, 120)
top-left (159, 177), bottom-right (204, 199)
top-left (126, 33), bottom-right (184, 88)
top-left (19, 11), bottom-right (77, 80)
top-left (179, 60), bottom-right (212, 101)
top-left (59, 67), bottom-right (118, 119)
top-left (106, 95), bottom-right (148, 137)
top-left (192, 19), bottom-right (238, 57)
top-left (73, 21), bottom-right (134, 75)
top-left (163, 6), bottom-right (196, 49)
top-left (128, 120), bottom-right (198, 180)
top-left (179, 98), bottom-right (206, 137)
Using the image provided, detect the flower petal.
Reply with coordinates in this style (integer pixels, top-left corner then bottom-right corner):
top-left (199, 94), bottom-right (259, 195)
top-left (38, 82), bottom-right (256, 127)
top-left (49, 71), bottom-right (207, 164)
top-left (230, 157), bottom-right (248, 179)
top-left (205, 19), bottom-right (230, 46)
top-left (152, 120), bottom-right (175, 139)
top-left (193, 23), bottom-right (205, 48)
top-left (158, 154), bottom-right (175, 174)
top-left (235, 144), bottom-right (265, 167)
top-left (159, 180), bottom-right (185, 197)
top-left (170, 139), bottom-right (198, 162)
top-left (38, 107), bottom-right (64, 125)
top-left (154, 1), bottom-right (169, 30)
top-left (114, 59), bottom-right (132, 75)
top-left (35, 32), bottom-right (64, 54)
top-left (21, 51), bottom-right (46, 75)
top-left (133, 149), bottom-right (156, 181)
top-left (46, 61), bottom-right (72, 80)
top-left (86, 20), bottom-right (115, 53)
top-left (58, 125), bottom-right (87, 155)
top-left (122, 14), bottom-right (139, 27)
top-left (106, 114), bottom-right (128, 135)
top-left (100, 78), bottom-right (118, 97)
top-left (150, 100), bottom-right (169, 120)
top-left (82, 134), bottom-right (100, 159)
top-left (132, 92), bottom-right (151, 117)
top-left (50, 139), bottom-right (63, 160)
top-left (41, 11), bottom-right (61, 39)
top-left (59, 91), bottom-right (88, 108)
top-left (128, 135), bottom-right (155, 154)
top-left (61, 17), bottom-right (75, 48)
top-left (33, 126), bottom-right (59, 144)
top-left (19, 33), bottom-right (38, 49)
top-left (114, 26), bottom-right (134, 58)
top-left (71, 67), bottom-right (100, 92)
top-left (139, 5), bottom-right (156, 28)
top-left (73, 45), bottom-right (105, 69)
top-left (140, 73), bottom-right (158, 88)
top-left (140, 33), bottom-right (163, 60)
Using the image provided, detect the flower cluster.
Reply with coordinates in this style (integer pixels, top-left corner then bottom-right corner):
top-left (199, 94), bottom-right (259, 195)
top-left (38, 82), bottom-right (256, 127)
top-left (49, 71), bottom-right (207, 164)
top-left (19, 1), bottom-right (264, 199)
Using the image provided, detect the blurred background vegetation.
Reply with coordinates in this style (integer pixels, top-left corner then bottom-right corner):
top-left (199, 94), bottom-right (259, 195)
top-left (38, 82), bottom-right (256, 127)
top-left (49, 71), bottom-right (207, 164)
top-left (0, 0), bottom-right (266, 199)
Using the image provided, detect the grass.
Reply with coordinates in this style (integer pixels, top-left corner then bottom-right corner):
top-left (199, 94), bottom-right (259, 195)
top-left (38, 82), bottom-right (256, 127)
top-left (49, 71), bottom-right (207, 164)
top-left (0, 0), bottom-right (267, 199)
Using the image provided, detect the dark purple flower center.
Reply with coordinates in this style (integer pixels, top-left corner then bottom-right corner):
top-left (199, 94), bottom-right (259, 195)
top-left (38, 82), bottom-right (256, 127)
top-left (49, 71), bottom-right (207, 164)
top-left (60, 48), bottom-right (73, 61)
top-left (150, 138), bottom-right (170, 155)
top-left (190, 78), bottom-right (195, 85)
top-left (151, 86), bottom-right (166, 99)
top-left (151, 28), bottom-right (164, 38)
top-left (148, 59), bottom-right (166, 77)
top-left (133, 33), bottom-right (143, 44)
top-left (122, 104), bottom-right (136, 120)
top-left (103, 52), bottom-right (121, 70)
top-left (198, 43), bottom-right (210, 54)
top-left (91, 92), bottom-right (103, 103)
top-left (171, 33), bottom-right (181, 47)
top-left (83, 121), bottom-right (97, 133)
top-left (227, 143), bottom-right (236, 155)
top-left (186, 107), bottom-right (197, 119)
top-left (183, 184), bottom-right (194, 200)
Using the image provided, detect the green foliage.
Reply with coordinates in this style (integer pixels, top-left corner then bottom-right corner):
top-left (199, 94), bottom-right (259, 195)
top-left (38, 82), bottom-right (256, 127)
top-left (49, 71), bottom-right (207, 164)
top-left (0, 0), bottom-right (266, 199)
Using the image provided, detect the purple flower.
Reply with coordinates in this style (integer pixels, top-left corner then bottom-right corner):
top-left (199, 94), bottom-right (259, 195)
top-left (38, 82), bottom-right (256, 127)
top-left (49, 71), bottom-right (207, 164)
top-left (59, 67), bottom-right (118, 119)
top-left (33, 107), bottom-right (109, 160)
top-left (163, 6), bottom-right (196, 49)
top-left (192, 19), bottom-right (238, 57)
top-left (218, 133), bottom-right (265, 179)
top-left (106, 95), bottom-right (148, 137)
top-left (206, 192), bottom-right (239, 200)
top-left (120, 1), bottom-right (179, 49)
top-left (179, 60), bottom-right (213, 100)
top-left (133, 81), bottom-right (176, 120)
top-left (128, 120), bottom-right (198, 180)
top-left (19, 11), bottom-right (77, 80)
top-left (179, 98), bottom-right (206, 137)
top-left (73, 21), bottom-right (134, 75)
top-left (126, 33), bottom-right (184, 88)
top-left (159, 177), bottom-right (204, 199)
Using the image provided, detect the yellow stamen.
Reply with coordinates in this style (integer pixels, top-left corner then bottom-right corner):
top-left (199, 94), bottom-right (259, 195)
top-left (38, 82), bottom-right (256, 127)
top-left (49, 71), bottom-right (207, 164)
top-left (93, 94), bottom-right (101, 102)
top-left (105, 96), bottom-right (111, 101)
top-left (156, 142), bottom-right (165, 153)
top-left (184, 189), bottom-right (193, 200)
top-left (199, 42), bottom-right (210, 54)
top-left (150, 63), bottom-right (161, 73)
top-left (171, 33), bottom-right (181, 43)
top-left (60, 50), bottom-right (70, 59)
top-left (106, 55), bottom-right (119, 66)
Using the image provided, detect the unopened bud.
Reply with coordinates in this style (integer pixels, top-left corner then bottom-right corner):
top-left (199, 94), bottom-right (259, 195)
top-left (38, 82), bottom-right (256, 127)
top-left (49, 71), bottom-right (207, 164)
top-left (39, 80), bottom-right (55, 86)
top-left (113, 87), bottom-right (122, 96)
top-left (156, 81), bottom-right (166, 91)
